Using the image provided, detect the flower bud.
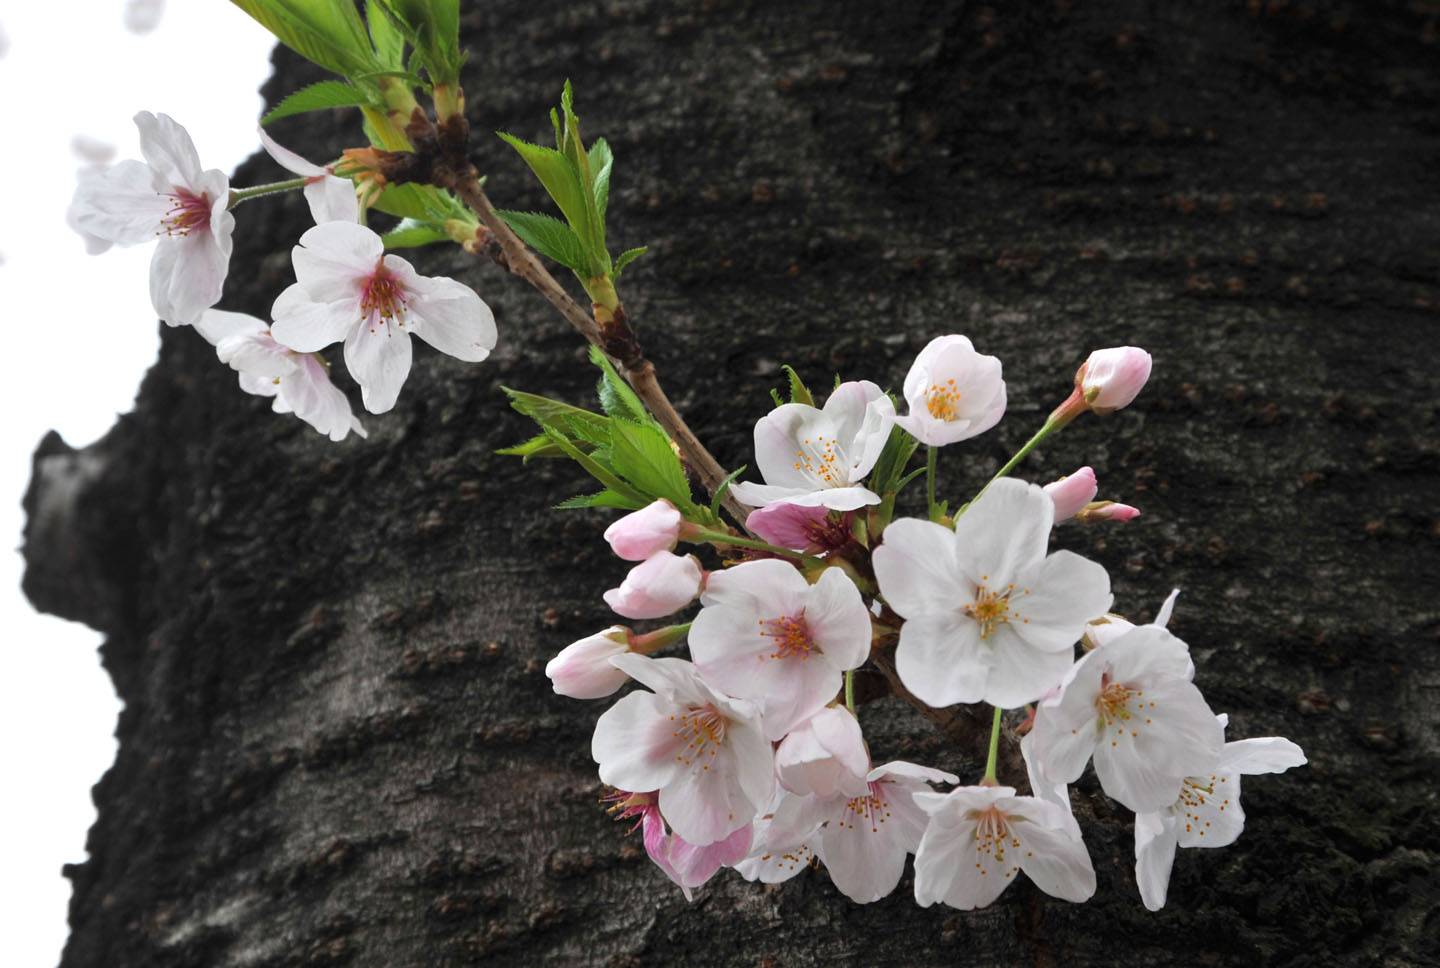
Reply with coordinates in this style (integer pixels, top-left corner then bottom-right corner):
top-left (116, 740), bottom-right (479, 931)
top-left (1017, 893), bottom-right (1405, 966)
top-left (603, 551), bottom-right (704, 620)
top-left (604, 499), bottom-right (684, 561)
top-left (545, 626), bottom-right (631, 699)
top-left (1076, 346), bottom-right (1152, 414)
top-left (1077, 500), bottom-right (1141, 523)
top-left (1042, 467), bottom-right (1098, 521)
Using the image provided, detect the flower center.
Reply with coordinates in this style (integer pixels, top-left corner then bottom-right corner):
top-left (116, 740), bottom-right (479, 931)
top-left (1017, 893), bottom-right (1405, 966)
top-left (158, 190), bottom-right (210, 237)
top-left (670, 704), bottom-right (729, 770)
top-left (1177, 774), bottom-right (1230, 838)
top-left (759, 612), bottom-right (816, 660)
top-left (839, 782), bottom-right (891, 834)
top-left (969, 805), bottom-right (1023, 873)
top-left (964, 582), bottom-right (1017, 639)
top-left (792, 433), bottom-right (849, 488)
top-left (360, 263), bottom-right (409, 331)
top-left (924, 378), bottom-right (962, 421)
top-left (1096, 679), bottom-right (1135, 724)
top-left (601, 788), bottom-right (657, 830)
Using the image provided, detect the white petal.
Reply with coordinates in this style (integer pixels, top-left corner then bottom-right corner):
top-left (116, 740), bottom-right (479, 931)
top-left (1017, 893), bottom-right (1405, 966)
top-left (69, 159), bottom-right (168, 246)
top-left (952, 478), bottom-right (1052, 586)
top-left (1009, 550), bottom-right (1113, 652)
top-left (294, 220), bottom-right (385, 287)
top-left (257, 126), bottom-right (326, 177)
top-left (981, 627), bottom-right (1074, 708)
top-left (134, 111), bottom-right (203, 191)
top-left (1012, 808), bottom-right (1096, 902)
top-left (591, 690), bottom-right (682, 793)
top-left (152, 216), bottom-right (231, 326)
top-left (1175, 772), bottom-right (1246, 849)
top-left (344, 318), bottom-right (413, 413)
top-left (751, 403), bottom-right (826, 490)
top-left (1134, 809), bottom-right (1179, 911)
top-left (894, 612), bottom-right (990, 707)
top-left (410, 273), bottom-right (498, 362)
top-left (804, 566), bottom-right (872, 671)
top-left (195, 308), bottom-right (265, 347)
top-left (821, 381), bottom-right (894, 480)
top-left (1102, 625), bottom-right (1196, 683)
top-left (1218, 737), bottom-right (1307, 775)
top-left (659, 745), bottom-right (755, 846)
top-left (608, 654), bottom-right (700, 705)
top-left (270, 284), bottom-right (355, 352)
top-left (304, 176), bottom-right (360, 225)
top-left (870, 760), bottom-right (960, 786)
top-left (1153, 588), bottom-right (1181, 627)
top-left (871, 517), bottom-right (967, 619)
top-left (727, 712), bottom-right (777, 808)
top-left (820, 792), bottom-right (909, 903)
top-left (698, 556), bottom-right (808, 612)
top-left (1028, 650), bottom-right (1107, 783)
top-left (1021, 732), bottom-right (1081, 839)
top-left (282, 355), bottom-right (363, 441)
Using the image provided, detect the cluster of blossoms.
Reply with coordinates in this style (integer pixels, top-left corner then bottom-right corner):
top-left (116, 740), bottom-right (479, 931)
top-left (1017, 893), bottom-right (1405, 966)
top-left (66, 112), bottom-right (497, 439)
top-left (548, 339), bottom-right (1305, 909)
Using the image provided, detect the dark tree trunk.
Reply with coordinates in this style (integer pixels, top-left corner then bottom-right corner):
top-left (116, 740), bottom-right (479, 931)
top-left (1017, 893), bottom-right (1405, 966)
top-left (25, 1), bottom-right (1440, 965)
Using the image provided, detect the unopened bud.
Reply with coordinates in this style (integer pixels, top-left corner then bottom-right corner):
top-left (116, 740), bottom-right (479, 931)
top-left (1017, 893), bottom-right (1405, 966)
top-left (603, 551), bottom-right (704, 620)
top-left (1076, 500), bottom-right (1141, 523)
top-left (545, 626), bottom-right (631, 699)
top-left (1075, 346), bottom-right (1152, 415)
top-left (604, 499), bottom-right (683, 561)
top-left (1043, 467), bottom-right (1098, 521)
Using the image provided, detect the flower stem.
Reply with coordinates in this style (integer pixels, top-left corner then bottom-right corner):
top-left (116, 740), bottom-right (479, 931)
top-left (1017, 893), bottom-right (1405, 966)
top-left (959, 418), bottom-right (1061, 516)
top-left (227, 177), bottom-right (309, 208)
top-left (688, 529), bottom-right (820, 566)
top-left (925, 445), bottom-right (940, 521)
top-left (631, 622), bottom-right (691, 654)
top-left (844, 669), bottom-right (856, 714)
top-left (983, 705), bottom-right (1003, 784)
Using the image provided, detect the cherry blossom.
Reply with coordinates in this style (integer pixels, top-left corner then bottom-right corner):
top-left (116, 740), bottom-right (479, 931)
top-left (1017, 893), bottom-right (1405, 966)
top-left (728, 381), bottom-right (895, 511)
top-left (195, 310), bottom-right (365, 442)
top-left (775, 706), bottom-right (870, 798)
top-left (269, 221), bottom-right (496, 413)
top-left (592, 655), bottom-right (773, 845)
top-left (68, 111), bottom-right (234, 326)
top-left (1077, 500), bottom-right (1141, 523)
top-left (603, 551), bottom-right (703, 620)
top-left (1044, 466), bottom-right (1098, 521)
top-left (545, 627), bottom-right (631, 700)
top-left (1028, 625), bottom-right (1223, 812)
top-left (872, 478), bottom-right (1113, 709)
top-left (912, 785), bottom-right (1096, 909)
top-left (1083, 588), bottom-right (1181, 651)
top-left (1134, 715), bottom-right (1305, 910)
top-left (690, 560), bottom-right (871, 740)
top-left (892, 334), bottom-right (1007, 447)
top-left (745, 503), bottom-right (853, 555)
top-left (603, 789), bottom-right (751, 900)
top-left (257, 128), bottom-right (359, 225)
top-left (603, 499), bottom-right (683, 561)
top-left (1077, 346), bottom-right (1153, 414)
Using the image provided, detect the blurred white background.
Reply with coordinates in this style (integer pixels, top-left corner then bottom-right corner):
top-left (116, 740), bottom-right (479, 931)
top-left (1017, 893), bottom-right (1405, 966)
top-left (0, 2), bottom-right (273, 963)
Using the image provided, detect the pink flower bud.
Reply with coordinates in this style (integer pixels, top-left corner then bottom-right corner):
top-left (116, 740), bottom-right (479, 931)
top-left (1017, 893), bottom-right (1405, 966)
top-left (1042, 467), bottom-right (1098, 521)
top-left (746, 502), bottom-right (837, 553)
top-left (603, 551), bottom-right (704, 620)
top-left (603, 499), bottom-right (684, 561)
top-left (1076, 347), bottom-right (1152, 414)
top-left (1077, 500), bottom-right (1141, 523)
top-left (545, 626), bottom-right (632, 699)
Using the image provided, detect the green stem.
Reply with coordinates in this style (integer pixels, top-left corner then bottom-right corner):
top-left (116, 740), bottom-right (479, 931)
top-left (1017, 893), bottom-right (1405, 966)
top-left (630, 622), bottom-right (691, 654)
top-left (227, 177), bottom-right (309, 208)
top-left (961, 417), bottom-right (1061, 516)
top-left (688, 529), bottom-right (821, 567)
top-left (844, 669), bottom-right (856, 714)
top-left (983, 706), bottom-right (1003, 784)
top-left (925, 445), bottom-right (939, 520)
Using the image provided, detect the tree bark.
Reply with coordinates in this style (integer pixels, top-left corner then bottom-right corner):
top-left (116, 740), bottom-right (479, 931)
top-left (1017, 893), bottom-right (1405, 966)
top-left (24, 1), bottom-right (1440, 965)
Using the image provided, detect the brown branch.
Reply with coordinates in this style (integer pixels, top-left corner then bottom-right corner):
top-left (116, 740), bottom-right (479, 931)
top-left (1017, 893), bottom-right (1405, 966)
top-left (435, 163), bottom-right (752, 526)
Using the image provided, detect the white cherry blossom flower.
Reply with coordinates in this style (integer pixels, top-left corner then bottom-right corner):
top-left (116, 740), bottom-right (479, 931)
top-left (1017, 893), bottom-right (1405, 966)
top-left (68, 111), bottom-right (234, 326)
top-left (1083, 588), bottom-right (1181, 652)
top-left (195, 310), bottom-right (365, 442)
top-left (1078, 346), bottom-right (1153, 414)
top-left (740, 761), bottom-right (958, 903)
top-left (892, 334), bottom-right (1007, 447)
top-left (603, 789), bottom-right (752, 901)
top-left (912, 784), bottom-right (1096, 909)
top-left (1135, 716), bottom-right (1306, 910)
top-left (872, 478), bottom-right (1113, 709)
top-left (592, 655), bottom-right (773, 846)
top-left (690, 560), bottom-right (871, 740)
top-left (728, 381), bottom-right (896, 511)
top-left (257, 128), bottom-right (359, 225)
top-left (775, 706), bottom-right (870, 798)
top-left (1028, 625), bottom-right (1224, 812)
top-left (270, 221), bottom-right (496, 413)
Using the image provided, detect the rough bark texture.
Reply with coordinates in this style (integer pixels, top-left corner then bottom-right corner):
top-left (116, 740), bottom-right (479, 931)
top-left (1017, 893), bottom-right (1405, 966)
top-left (24, 1), bottom-right (1440, 965)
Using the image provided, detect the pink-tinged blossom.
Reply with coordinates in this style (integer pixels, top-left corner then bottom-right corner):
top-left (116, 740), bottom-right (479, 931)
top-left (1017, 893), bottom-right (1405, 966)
top-left (68, 111), bottom-right (234, 326)
top-left (690, 560), bottom-right (871, 740)
top-left (603, 551), bottom-right (704, 620)
top-left (604, 499), bottom-right (683, 561)
top-left (592, 655), bottom-right (773, 846)
top-left (545, 626), bottom-right (631, 699)
top-left (1135, 715), bottom-right (1306, 910)
top-left (892, 335), bottom-right (1007, 447)
top-left (740, 761), bottom-right (959, 903)
top-left (1078, 346), bottom-right (1153, 414)
top-left (728, 381), bottom-right (895, 511)
top-left (745, 503), bottom-right (854, 555)
top-left (195, 310), bottom-right (365, 442)
top-left (603, 789), bottom-right (752, 901)
top-left (269, 221), bottom-right (496, 413)
top-left (872, 478), bottom-right (1113, 709)
top-left (257, 128), bottom-right (359, 225)
top-left (775, 706), bottom-right (870, 798)
top-left (1044, 467), bottom-right (1098, 521)
top-left (1028, 625), bottom-right (1223, 812)
top-left (912, 784), bottom-right (1096, 909)
top-left (1077, 500), bottom-right (1141, 523)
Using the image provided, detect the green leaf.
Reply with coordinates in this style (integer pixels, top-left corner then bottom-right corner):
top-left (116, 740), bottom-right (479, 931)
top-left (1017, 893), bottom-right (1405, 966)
top-left (710, 465), bottom-right (747, 517)
top-left (496, 133), bottom-right (595, 263)
top-left (555, 489), bottom-right (645, 511)
top-left (365, 0), bottom-right (406, 68)
top-left (231, 0), bottom-right (380, 77)
top-left (589, 137), bottom-right (614, 222)
top-left (370, 182), bottom-right (465, 222)
top-left (588, 346), bottom-right (647, 422)
top-left (867, 420), bottom-right (920, 496)
top-left (373, 0), bottom-right (462, 84)
top-left (503, 388), bottom-right (612, 444)
top-left (612, 246), bottom-right (647, 277)
top-left (381, 219), bottom-right (450, 250)
top-left (261, 80), bottom-right (375, 126)
top-left (539, 423), bottom-right (648, 505)
top-left (781, 365), bottom-right (815, 407)
top-left (609, 419), bottom-right (694, 510)
top-left (496, 433), bottom-right (568, 461)
top-left (497, 210), bottom-right (589, 272)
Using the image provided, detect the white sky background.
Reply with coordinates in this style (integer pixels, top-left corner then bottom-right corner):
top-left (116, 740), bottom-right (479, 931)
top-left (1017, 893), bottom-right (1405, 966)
top-left (0, 3), bottom-right (273, 963)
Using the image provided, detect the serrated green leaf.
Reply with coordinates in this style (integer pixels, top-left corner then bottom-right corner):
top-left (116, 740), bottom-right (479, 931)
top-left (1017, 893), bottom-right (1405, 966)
top-left (261, 80), bottom-right (375, 126)
top-left (370, 182), bottom-right (465, 222)
top-left (588, 346), bottom-right (647, 422)
top-left (496, 434), bottom-right (567, 461)
top-left (366, 0), bottom-right (406, 68)
top-left (609, 419), bottom-right (694, 510)
top-left (503, 388), bottom-right (612, 444)
top-left (232, 0), bottom-right (380, 77)
top-left (867, 419), bottom-right (920, 497)
top-left (373, 0), bottom-right (462, 83)
top-left (710, 464), bottom-right (747, 517)
top-left (555, 489), bottom-right (645, 511)
top-left (539, 423), bottom-right (648, 505)
top-left (496, 132), bottom-right (596, 263)
top-left (782, 365), bottom-right (815, 407)
top-left (589, 138), bottom-right (614, 223)
top-left (612, 246), bottom-right (647, 277)
top-left (381, 219), bottom-right (450, 250)
top-left (770, 387), bottom-right (785, 408)
top-left (497, 210), bottom-right (589, 272)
